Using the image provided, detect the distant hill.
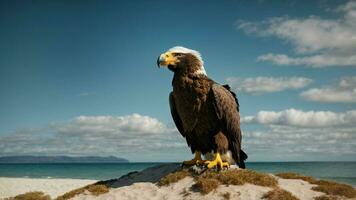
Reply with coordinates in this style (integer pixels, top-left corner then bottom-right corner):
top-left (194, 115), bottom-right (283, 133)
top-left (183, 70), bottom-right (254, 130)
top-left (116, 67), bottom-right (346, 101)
top-left (0, 156), bottom-right (129, 163)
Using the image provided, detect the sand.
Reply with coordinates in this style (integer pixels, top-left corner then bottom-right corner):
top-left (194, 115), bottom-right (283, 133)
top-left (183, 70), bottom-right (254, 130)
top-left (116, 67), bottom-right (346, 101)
top-left (1, 164), bottom-right (355, 200)
top-left (69, 164), bottom-right (352, 200)
top-left (70, 177), bottom-right (327, 200)
top-left (278, 178), bottom-right (325, 200)
top-left (0, 177), bottom-right (97, 199)
top-left (72, 177), bottom-right (272, 200)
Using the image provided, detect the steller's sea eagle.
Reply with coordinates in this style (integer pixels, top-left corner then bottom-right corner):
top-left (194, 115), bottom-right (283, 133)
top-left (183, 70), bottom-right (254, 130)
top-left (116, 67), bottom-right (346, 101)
top-left (157, 46), bottom-right (247, 169)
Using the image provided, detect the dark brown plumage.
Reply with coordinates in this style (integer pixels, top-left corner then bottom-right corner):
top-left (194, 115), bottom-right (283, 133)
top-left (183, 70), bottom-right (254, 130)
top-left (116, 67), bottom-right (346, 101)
top-left (159, 47), bottom-right (247, 168)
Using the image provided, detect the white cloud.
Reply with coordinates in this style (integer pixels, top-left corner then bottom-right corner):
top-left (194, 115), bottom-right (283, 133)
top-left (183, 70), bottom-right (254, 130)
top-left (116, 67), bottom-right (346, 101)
top-left (51, 114), bottom-right (169, 135)
top-left (1, 112), bottom-right (355, 161)
top-left (243, 125), bottom-right (356, 160)
top-left (242, 108), bottom-right (356, 160)
top-left (242, 108), bottom-right (356, 127)
top-left (0, 114), bottom-right (186, 161)
top-left (301, 89), bottom-right (356, 103)
top-left (226, 76), bottom-right (312, 94)
top-left (300, 76), bottom-right (356, 103)
top-left (237, 1), bottom-right (356, 67)
top-left (257, 53), bottom-right (356, 68)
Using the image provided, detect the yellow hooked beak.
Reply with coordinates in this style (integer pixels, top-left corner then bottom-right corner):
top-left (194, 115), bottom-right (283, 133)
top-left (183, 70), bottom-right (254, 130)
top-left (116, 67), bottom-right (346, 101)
top-left (157, 52), bottom-right (179, 68)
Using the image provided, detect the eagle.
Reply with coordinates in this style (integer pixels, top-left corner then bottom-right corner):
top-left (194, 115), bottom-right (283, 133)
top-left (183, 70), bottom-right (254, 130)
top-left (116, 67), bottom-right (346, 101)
top-left (157, 46), bottom-right (247, 169)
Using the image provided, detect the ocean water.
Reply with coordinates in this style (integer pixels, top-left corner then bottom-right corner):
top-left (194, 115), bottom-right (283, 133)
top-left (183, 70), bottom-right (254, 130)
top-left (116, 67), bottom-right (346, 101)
top-left (0, 162), bottom-right (355, 186)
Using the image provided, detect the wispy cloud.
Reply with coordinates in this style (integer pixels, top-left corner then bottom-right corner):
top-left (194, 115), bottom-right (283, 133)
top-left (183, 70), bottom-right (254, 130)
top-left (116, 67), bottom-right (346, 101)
top-left (2, 111), bottom-right (355, 161)
top-left (0, 114), bottom-right (185, 160)
top-left (226, 76), bottom-right (312, 94)
top-left (242, 108), bottom-right (356, 160)
top-left (242, 108), bottom-right (356, 127)
top-left (237, 1), bottom-right (356, 67)
top-left (257, 53), bottom-right (356, 68)
top-left (243, 125), bottom-right (356, 159)
top-left (300, 76), bottom-right (356, 103)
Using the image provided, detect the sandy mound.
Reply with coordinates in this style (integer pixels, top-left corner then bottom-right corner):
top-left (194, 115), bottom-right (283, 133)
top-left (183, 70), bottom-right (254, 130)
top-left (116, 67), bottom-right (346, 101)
top-left (63, 164), bottom-right (355, 200)
top-left (4, 164), bottom-right (354, 200)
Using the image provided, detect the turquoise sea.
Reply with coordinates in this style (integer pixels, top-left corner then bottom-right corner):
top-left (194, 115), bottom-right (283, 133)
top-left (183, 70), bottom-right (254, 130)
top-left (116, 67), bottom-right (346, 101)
top-left (0, 162), bottom-right (355, 186)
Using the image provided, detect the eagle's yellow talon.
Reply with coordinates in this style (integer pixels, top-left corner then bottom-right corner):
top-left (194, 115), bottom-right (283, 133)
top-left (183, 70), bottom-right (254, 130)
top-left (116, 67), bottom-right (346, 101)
top-left (206, 160), bottom-right (218, 169)
top-left (205, 152), bottom-right (230, 169)
top-left (182, 151), bottom-right (204, 166)
top-left (222, 162), bottom-right (230, 169)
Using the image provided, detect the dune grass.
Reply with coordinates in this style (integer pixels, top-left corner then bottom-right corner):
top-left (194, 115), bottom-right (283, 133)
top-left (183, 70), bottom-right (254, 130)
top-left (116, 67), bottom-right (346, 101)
top-left (192, 177), bottom-right (220, 194)
top-left (262, 188), bottom-right (299, 200)
top-left (158, 168), bottom-right (277, 194)
top-left (314, 195), bottom-right (337, 200)
top-left (191, 169), bottom-right (277, 194)
top-left (311, 180), bottom-right (356, 198)
top-left (276, 172), bottom-right (356, 198)
top-left (276, 172), bottom-right (316, 183)
top-left (158, 170), bottom-right (190, 186)
top-left (5, 191), bottom-right (51, 200)
top-left (161, 170), bottom-right (356, 197)
top-left (204, 169), bottom-right (278, 187)
top-left (55, 184), bottom-right (109, 200)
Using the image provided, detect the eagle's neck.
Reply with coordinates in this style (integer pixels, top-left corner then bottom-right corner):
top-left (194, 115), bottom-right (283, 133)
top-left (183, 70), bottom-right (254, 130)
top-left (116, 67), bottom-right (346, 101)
top-left (172, 71), bottom-right (206, 88)
top-left (172, 55), bottom-right (207, 76)
top-left (172, 63), bottom-right (207, 81)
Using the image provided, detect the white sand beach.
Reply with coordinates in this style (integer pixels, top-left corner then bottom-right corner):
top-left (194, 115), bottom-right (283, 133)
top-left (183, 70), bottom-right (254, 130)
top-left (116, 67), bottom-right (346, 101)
top-left (1, 164), bottom-right (355, 200)
top-left (0, 177), bottom-right (97, 199)
top-left (70, 164), bottom-right (355, 200)
top-left (70, 172), bottom-right (325, 200)
top-left (70, 178), bottom-right (326, 200)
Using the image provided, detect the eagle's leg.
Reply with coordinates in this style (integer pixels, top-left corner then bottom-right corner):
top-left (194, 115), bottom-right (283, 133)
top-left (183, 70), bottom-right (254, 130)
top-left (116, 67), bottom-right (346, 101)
top-left (182, 151), bottom-right (206, 165)
top-left (204, 152), bottom-right (230, 169)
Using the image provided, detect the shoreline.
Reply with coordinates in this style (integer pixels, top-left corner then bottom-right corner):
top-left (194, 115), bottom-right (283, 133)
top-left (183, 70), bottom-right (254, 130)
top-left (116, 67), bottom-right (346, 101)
top-left (0, 177), bottom-right (98, 199)
top-left (0, 176), bottom-right (97, 180)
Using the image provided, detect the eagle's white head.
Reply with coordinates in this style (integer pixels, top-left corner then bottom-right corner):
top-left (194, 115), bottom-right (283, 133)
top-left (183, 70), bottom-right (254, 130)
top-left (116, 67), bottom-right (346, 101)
top-left (157, 46), bottom-right (207, 76)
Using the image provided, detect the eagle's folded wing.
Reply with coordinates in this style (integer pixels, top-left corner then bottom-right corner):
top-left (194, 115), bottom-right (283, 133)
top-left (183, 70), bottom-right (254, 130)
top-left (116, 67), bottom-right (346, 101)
top-left (169, 92), bottom-right (185, 137)
top-left (211, 84), bottom-right (247, 167)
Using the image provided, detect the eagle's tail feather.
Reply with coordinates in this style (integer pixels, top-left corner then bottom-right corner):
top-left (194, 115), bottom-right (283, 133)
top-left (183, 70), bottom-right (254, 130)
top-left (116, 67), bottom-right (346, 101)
top-left (230, 141), bottom-right (247, 169)
top-left (239, 150), bottom-right (248, 169)
top-left (241, 150), bottom-right (248, 160)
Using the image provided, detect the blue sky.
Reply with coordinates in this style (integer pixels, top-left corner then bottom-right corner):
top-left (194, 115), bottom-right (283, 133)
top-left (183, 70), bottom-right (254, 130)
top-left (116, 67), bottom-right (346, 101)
top-left (0, 0), bottom-right (355, 162)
